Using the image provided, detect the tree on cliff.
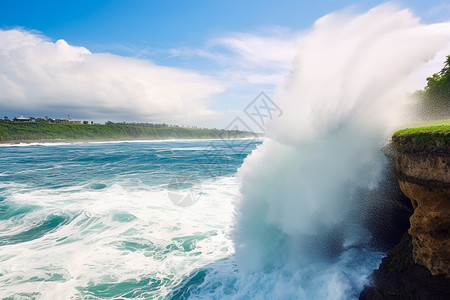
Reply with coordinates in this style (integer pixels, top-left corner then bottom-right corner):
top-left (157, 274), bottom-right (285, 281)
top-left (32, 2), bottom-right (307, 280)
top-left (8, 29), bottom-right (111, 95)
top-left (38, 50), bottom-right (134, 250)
top-left (415, 55), bottom-right (450, 120)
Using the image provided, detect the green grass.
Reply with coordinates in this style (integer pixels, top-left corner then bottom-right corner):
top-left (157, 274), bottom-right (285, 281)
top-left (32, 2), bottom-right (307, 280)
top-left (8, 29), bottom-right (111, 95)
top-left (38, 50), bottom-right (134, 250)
top-left (0, 121), bottom-right (256, 142)
top-left (392, 120), bottom-right (450, 152)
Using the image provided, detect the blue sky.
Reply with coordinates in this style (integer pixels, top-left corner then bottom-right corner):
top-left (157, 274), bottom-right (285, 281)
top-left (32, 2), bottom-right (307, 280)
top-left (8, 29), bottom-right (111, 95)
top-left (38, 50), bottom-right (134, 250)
top-left (0, 0), bottom-right (449, 127)
top-left (2, 1), bottom-right (448, 61)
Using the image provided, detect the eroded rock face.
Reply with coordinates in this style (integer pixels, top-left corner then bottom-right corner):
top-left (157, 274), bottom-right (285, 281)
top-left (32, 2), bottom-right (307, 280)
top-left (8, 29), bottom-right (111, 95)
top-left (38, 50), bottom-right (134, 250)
top-left (360, 233), bottom-right (450, 300)
top-left (394, 152), bottom-right (449, 185)
top-left (394, 152), bottom-right (450, 278)
top-left (360, 149), bottom-right (450, 299)
top-left (398, 180), bottom-right (450, 278)
top-left (360, 139), bottom-right (450, 299)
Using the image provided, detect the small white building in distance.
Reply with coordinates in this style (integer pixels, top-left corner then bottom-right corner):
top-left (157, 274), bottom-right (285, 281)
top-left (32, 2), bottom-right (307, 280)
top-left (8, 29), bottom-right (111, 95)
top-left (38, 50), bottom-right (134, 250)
top-left (13, 115), bottom-right (35, 122)
top-left (54, 115), bottom-right (81, 124)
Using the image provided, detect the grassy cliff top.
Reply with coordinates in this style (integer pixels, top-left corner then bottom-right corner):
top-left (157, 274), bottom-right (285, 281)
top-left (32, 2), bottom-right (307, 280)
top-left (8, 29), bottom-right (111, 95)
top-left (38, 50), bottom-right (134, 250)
top-left (392, 120), bottom-right (450, 153)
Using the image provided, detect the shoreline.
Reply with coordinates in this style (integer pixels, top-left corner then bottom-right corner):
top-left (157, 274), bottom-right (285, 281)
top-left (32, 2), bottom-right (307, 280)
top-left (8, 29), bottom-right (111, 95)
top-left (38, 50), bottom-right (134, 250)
top-left (0, 139), bottom-right (66, 144)
top-left (0, 137), bottom-right (263, 146)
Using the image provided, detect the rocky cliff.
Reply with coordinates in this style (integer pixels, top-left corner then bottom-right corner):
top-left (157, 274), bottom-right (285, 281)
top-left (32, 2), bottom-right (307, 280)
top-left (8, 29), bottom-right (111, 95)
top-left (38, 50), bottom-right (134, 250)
top-left (395, 151), bottom-right (450, 278)
top-left (361, 125), bottom-right (450, 299)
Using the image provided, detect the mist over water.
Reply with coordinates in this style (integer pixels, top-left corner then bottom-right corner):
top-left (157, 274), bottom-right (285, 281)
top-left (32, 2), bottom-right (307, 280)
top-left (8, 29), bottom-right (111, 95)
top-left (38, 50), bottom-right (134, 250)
top-left (224, 4), bottom-right (450, 299)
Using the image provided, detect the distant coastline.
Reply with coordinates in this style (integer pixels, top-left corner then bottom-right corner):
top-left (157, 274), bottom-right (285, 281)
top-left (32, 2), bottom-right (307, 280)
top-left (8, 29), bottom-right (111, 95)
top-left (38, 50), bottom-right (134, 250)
top-left (0, 121), bottom-right (259, 143)
top-left (0, 138), bottom-right (65, 144)
top-left (0, 136), bottom-right (262, 145)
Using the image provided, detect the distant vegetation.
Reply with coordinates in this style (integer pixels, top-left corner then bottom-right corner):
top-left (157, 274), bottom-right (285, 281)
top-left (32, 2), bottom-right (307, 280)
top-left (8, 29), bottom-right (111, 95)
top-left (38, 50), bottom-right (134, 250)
top-left (414, 55), bottom-right (450, 119)
top-left (392, 121), bottom-right (450, 152)
top-left (0, 120), bottom-right (256, 142)
top-left (395, 55), bottom-right (450, 151)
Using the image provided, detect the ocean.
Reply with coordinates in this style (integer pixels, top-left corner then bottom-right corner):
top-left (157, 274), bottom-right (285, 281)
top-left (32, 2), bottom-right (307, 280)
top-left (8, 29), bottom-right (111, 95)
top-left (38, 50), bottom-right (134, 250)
top-left (0, 139), bottom-right (260, 299)
top-left (0, 139), bottom-right (386, 299)
top-left (0, 137), bottom-right (390, 300)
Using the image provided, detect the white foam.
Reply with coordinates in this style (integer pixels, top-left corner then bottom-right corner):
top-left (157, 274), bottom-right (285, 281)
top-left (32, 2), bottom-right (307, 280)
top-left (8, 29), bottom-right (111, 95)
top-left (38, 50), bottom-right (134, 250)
top-left (0, 177), bottom-right (239, 299)
top-left (170, 147), bottom-right (216, 151)
top-left (230, 3), bottom-right (450, 298)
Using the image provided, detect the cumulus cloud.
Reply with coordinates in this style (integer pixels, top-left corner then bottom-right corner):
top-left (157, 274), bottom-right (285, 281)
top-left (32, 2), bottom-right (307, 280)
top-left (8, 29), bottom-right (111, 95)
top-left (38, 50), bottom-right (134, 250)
top-left (0, 29), bottom-right (225, 123)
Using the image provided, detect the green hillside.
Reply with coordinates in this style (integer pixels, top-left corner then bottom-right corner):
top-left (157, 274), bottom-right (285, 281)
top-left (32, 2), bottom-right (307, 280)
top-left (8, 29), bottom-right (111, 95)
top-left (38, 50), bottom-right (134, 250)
top-left (0, 121), bottom-right (256, 142)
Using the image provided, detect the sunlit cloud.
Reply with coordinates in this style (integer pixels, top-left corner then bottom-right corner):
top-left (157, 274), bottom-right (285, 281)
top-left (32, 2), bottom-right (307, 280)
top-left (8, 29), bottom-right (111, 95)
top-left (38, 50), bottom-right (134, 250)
top-left (170, 28), bottom-right (301, 86)
top-left (209, 32), bottom-right (300, 69)
top-left (0, 29), bottom-right (225, 123)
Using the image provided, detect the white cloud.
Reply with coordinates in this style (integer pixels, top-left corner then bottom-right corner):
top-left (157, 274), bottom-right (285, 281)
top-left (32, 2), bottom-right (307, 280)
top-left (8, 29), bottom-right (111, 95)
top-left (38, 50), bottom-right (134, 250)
top-left (171, 28), bottom-right (302, 86)
top-left (209, 31), bottom-right (300, 70)
top-left (0, 29), bottom-right (225, 123)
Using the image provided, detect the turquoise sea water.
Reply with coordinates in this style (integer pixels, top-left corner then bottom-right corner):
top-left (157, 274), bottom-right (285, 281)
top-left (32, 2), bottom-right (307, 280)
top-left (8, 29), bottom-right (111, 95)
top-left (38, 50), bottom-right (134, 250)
top-left (0, 139), bottom-right (385, 299)
top-left (0, 139), bottom-right (259, 299)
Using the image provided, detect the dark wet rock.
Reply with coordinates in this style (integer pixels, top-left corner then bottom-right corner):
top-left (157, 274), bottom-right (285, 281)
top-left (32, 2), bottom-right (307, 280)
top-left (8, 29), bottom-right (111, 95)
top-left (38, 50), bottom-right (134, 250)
top-left (360, 233), bottom-right (450, 300)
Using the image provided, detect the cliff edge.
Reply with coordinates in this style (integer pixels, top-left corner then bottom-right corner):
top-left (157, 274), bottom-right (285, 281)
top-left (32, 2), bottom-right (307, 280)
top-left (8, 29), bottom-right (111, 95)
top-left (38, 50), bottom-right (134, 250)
top-left (361, 124), bottom-right (450, 299)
